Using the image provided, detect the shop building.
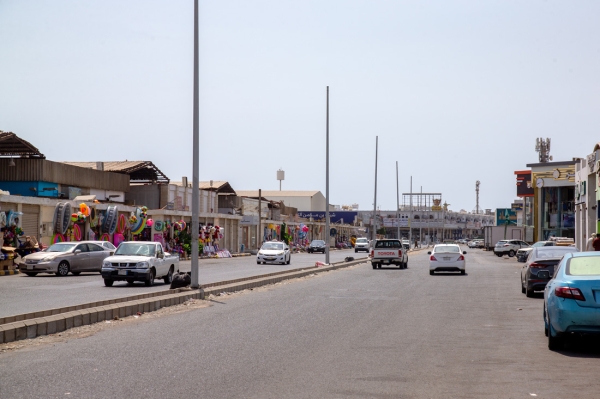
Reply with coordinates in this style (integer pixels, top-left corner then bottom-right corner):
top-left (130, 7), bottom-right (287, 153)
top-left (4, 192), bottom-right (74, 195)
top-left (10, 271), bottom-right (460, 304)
top-left (527, 160), bottom-right (576, 242)
top-left (574, 144), bottom-right (600, 251)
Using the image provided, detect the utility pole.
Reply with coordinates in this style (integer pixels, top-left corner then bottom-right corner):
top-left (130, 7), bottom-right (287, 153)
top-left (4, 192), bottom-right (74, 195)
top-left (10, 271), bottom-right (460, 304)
top-left (409, 176), bottom-right (413, 247)
top-left (258, 189), bottom-right (262, 249)
top-left (396, 161), bottom-right (400, 240)
top-left (372, 136), bottom-right (378, 242)
top-left (325, 86), bottom-right (330, 264)
top-left (190, 0), bottom-right (200, 289)
top-left (419, 186), bottom-right (422, 247)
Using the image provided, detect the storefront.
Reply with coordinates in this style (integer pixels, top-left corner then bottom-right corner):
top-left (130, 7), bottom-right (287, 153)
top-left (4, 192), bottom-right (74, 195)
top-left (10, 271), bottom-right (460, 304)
top-left (528, 161), bottom-right (576, 242)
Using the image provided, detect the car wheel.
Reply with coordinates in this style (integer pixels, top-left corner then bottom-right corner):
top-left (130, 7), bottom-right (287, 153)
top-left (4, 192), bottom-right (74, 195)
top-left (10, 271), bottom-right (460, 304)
top-left (525, 281), bottom-right (534, 298)
top-left (355, 249), bottom-right (357, 253)
top-left (521, 281), bottom-right (526, 294)
top-left (71, 271), bottom-right (81, 276)
top-left (508, 250), bottom-right (515, 257)
top-left (460, 270), bottom-right (466, 275)
top-left (104, 278), bottom-right (114, 287)
top-left (56, 261), bottom-right (70, 277)
top-left (144, 269), bottom-right (155, 287)
top-left (163, 267), bottom-right (173, 284)
top-left (547, 317), bottom-right (564, 351)
top-left (543, 308), bottom-right (549, 337)
top-left (25, 272), bottom-right (38, 277)
top-left (429, 270), bottom-right (434, 275)
top-left (287, 256), bottom-right (291, 265)
top-left (372, 263), bottom-right (376, 269)
top-left (496, 253), bottom-right (503, 257)
top-left (257, 261), bottom-right (261, 264)
top-left (126, 279), bottom-right (135, 285)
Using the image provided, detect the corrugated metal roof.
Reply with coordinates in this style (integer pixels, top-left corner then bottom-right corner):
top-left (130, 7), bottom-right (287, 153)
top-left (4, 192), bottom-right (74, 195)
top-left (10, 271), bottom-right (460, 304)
top-left (235, 190), bottom-right (321, 197)
top-left (60, 161), bottom-right (169, 183)
top-left (0, 131), bottom-right (45, 158)
top-left (171, 181), bottom-right (236, 194)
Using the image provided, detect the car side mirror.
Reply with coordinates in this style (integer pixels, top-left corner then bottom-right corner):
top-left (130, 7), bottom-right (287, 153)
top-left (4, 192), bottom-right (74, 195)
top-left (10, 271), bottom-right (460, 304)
top-left (109, 252), bottom-right (114, 256)
top-left (74, 249), bottom-right (81, 254)
top-left (157, 253), bottom-right (164, 259)
top-left (427, 251), bottom-right (431, 255)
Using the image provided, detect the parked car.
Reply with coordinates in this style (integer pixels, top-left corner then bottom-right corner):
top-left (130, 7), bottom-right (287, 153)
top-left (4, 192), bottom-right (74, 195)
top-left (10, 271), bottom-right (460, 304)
top-left (101, 241), bottom-right (179, 287)
top-left (521, 246), bottom-right (579, 297)
top-left (257, 241), bottom-right (291, 265)
top-left (517, 241), bottom-right (556, 262)
top-left (354, 237), bottom-right (370, 253)
top-left (308, 240), bottom-right (326, 254)
top-left (370, 239), bottom-right (408, 269)
top-left (22, 241), bottom-right (115, 277)
top-left (468, 240), bottom-right (483, 248)
top-left (494, 239), bottom-right (529, 257)
top-left (544, 252), bottom-right (600, 350)
top-left (428, 244), bottom-right (467, 275)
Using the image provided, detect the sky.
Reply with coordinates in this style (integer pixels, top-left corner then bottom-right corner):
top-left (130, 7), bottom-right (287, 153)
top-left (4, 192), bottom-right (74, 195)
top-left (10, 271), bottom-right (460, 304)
top-left (1, 0), bottom-right (599, 213)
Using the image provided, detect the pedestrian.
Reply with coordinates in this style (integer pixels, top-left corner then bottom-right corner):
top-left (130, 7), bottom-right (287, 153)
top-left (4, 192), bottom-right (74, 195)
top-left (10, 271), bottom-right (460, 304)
top-left (587, 233), bottom-right (596, 251)
top-left (593, 233), bottom-right (600, 251)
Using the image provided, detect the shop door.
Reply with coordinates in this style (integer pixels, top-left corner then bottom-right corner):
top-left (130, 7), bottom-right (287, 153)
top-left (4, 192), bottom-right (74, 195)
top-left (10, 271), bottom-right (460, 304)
top-left (242, 226), bottom-right (248, 251)
top-left (22, 204), bottom-right (40, 243)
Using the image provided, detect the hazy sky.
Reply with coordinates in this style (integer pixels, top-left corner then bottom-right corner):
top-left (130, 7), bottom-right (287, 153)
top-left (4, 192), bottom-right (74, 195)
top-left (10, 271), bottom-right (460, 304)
top-left (2, 1), bottom-right (599, 212)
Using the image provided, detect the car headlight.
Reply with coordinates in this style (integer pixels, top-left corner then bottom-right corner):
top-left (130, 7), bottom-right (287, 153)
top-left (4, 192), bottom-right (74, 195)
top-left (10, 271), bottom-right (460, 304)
top-left (277, 251), bottom-right (284, 256)
top-left (41, 256), bottom-right (55, 262)
top-left (136, 261), bottom-right (150, 269)
top-left (102, 260), bottom-right (112, 268)
top-left (258, 251), bottom-right (264, 255)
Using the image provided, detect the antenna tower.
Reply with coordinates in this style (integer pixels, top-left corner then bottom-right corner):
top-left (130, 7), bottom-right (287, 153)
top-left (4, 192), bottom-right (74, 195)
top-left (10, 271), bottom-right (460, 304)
top-left (475, 180), bottom-right (480, 214)
top-left (535, 138), bottom-right (552, 163)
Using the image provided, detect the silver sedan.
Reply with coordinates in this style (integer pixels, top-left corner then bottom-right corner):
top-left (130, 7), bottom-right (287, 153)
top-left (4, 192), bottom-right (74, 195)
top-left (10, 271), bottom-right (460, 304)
top-left (21, 241), bottom-right (115, 277)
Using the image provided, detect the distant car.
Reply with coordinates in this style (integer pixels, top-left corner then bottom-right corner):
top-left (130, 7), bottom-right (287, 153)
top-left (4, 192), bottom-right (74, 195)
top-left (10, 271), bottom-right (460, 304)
top-left (468, 240), bottom-right (483, 248)
top-left (428, 244), bottom-right (467, 275)
top-left (494, 239), bottom-right (529, 257)
top-left (371, 239), bottom-right (408, 269)
top-left (257, 241), bottom-right (291, 264)
top-left (517, 241), bottom-right (556, 262)
top-left (521, 246), bottom-right (579, 297)
top-left (544, 252), bottom-right (600, 350)
top-left (354, 238), bottom-right (369, 253)
top-left (91, 241), bottom-right (116, 251)
top-left (22, 241), bottom-right (114, 277)
top-left (308, 240), bottom-right (326, 254)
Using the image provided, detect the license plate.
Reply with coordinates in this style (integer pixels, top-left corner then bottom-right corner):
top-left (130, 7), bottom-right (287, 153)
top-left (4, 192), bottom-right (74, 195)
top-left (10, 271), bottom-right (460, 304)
top-left (118, 269), bottom-right (127, 275)
top-left (443, 257), bottom-right (451, 261)
top-left (27, 265), bottom-right (33, 270)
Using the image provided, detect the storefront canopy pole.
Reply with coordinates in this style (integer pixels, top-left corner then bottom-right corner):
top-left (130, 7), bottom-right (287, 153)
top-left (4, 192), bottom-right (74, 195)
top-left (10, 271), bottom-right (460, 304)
top-left (191, 0), bottom-right (200, 289)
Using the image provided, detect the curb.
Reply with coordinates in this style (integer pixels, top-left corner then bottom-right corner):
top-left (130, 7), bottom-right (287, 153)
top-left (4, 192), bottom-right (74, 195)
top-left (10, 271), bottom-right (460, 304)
top-left (0, 270), bottom-right (19, 276)
top-left (0, 258), bottom-right (368, 345)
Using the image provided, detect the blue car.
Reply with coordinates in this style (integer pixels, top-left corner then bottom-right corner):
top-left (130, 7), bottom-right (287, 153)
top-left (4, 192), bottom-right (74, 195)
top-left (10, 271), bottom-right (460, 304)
top-left (544, 252), bottom-right (600, 350)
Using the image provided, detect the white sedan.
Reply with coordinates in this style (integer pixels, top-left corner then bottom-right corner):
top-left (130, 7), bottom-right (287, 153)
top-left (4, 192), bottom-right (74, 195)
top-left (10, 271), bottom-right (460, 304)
top-left (257, 241), bottom-right (291, 265)
top-left (428, 244), bottom-right (467, 275)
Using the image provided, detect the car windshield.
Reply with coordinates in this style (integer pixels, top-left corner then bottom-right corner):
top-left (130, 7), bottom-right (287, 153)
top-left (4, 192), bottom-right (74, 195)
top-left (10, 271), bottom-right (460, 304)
top-left (356, 238), bottom-right (368, 243)
top-left (434, 245), bottom-right (460, 253)
top-left (115, 243), bottom-right (156, 256)
top-left (311, 240), bottom-right (325, 245)
top-left (534, 247), bottom-right (578, 259)
top-left (262, 242), bottom-right (283, 250)
top-left (47, 243), bottom-right (77, 252)
top-left (567, 256), bottom-right (600, 276)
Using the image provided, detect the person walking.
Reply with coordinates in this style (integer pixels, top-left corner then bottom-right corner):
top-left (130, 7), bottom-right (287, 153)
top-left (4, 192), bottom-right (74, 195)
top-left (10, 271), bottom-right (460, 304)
top-left (593, 233), bottom-right (600, 251)
top-left (587, 233), bottom-right (596, 251)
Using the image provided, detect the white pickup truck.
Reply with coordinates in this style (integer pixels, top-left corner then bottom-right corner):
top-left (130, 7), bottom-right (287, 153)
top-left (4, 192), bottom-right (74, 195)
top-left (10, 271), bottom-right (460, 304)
top-left (101, 241), bottom-right (179, 287)
top-left (370, 239), bottom-right (408, 269)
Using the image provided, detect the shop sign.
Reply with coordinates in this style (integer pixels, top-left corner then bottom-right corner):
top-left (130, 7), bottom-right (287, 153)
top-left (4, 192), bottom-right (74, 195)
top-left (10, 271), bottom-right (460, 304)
top-left (511, 203), bottom-right (523, 211)
top-left (588, 152), bottom-right (597, 173)
top-left (240, 215), bottom-right (258, 225)
top-left (496, 208), bottom-right (517, 226)
top-left (575, 181), bottom-right (586, 204)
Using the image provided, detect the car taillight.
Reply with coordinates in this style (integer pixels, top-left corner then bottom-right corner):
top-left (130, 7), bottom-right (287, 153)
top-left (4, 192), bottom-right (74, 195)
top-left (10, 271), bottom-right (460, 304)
top-left (554, 287), bottom-right (586, 301)
top-left (430, 255), bottom-right (437, 261)
top-left (398, 250), bottom-right (402, 257)
top-left (529, 262), bottom-right (545, 268)
top-left (503, 244), bottom-right (509, 247)
top-left (370, 250), bottom-right (374, 257)
top-left (458, 255), bottom-right (464, 261)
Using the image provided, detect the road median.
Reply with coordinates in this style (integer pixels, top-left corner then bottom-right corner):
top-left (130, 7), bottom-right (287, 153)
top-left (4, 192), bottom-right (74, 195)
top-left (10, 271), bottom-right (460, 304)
top-left (0, 257), bottom-right (368, 344)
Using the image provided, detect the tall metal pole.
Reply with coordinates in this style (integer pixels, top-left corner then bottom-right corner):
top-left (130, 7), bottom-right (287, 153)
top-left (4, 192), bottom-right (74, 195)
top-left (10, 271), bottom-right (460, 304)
top-left (409, 176), bottom-right (413, 247)
top-left (325, 87), bottom-right (330, 264)
top-left (372, 136), bottom-right (378, 242)
top-left (190, 0), bottom-right (200, 289)
top-left (419, 186), bottom-right (422, 247)
top-left (396, 161), bottom-right (400, 240)
top-left (258, 189), bottom-right (262, 248)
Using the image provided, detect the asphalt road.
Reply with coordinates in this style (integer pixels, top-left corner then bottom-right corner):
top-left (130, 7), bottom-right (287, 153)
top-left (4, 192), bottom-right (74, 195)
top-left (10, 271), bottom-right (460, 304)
top-left (0, 249), bottom-right (365, 318)
top-left (1, 247), bottom-right (599, 398)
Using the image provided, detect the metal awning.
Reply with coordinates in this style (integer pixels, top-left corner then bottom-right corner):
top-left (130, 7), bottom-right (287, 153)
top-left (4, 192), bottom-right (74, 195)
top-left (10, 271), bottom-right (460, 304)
top-left (0, 131), bottom-right (45, 158)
